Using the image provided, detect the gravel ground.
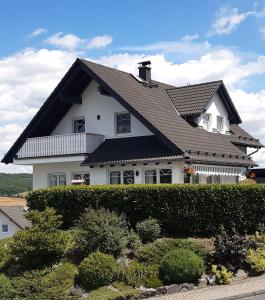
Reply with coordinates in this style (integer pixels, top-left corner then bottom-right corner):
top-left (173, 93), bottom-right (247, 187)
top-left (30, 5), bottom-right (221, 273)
top-left (152, 274), bottom-right (265, 300)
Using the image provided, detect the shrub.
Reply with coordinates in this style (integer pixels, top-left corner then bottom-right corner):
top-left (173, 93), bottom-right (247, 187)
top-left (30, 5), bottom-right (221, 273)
top-left (159, 248), bottom-right (204, 284)
top-left (79, 252), bottom-right (117, 290)
top-left (246, 248), bottom-right (265, 273)
top-left (136, 218), bottom-right (161, 243)
top-left (0, 238), bottom-right (14, 271)
top-left (87, 284), bottom-right (140, 300)
top-left (116, 261), bottom-right (158, 287)
top-left (27, 184), bottom-right (265, 236)
top-left (74, 208), bottom-right (129, 259)
top-left (0, 274), bottom-right (11, 299)
top-left (136, 238), bottom-right (208, 264)
top-left (145, 276), bottom-right (163, 288)
top-left (11, 268), bottom-right (50, 299)
top-left (10, 208), bottom-right (70, 268)
top-left (212, 226), bottom-right (256, 271)
top-left (39, 263), bottom-right (77, 299)
top-left (211, 265), bottom-right (233, 285)
top-left (127, 230), bottom-right (142, 252)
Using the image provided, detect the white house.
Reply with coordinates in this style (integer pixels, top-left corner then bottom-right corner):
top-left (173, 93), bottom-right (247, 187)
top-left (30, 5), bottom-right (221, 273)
top-left (0, 206), bottom-right (30, 239)
top-left (2, 59), bottom-right (263, 189)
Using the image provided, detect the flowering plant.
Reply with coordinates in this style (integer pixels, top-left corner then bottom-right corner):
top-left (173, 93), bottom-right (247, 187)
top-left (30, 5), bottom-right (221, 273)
top-left (184, 166), bottom-right (195, 175)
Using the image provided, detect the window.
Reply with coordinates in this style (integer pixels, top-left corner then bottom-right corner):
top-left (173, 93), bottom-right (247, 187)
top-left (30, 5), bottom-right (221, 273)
top-left (48, 174), bottom-right (66, 187)
top-left (2, 225), bottom-right (8, 233)
top-left (202, 114), bottom-right (210, 131)
top-left (110, 171), bottom-right (121, 184)
top-left (123, 170), bottom-right (134, 184)
top-left (115, 112), bottom-right (131, 134)
top-left (217, 116), bottom-right (224, 133)
top-left (72, 173), bottom-right (90, 185)
top-left (160, 169), bottom-right (172, 184)
top-left (191, 174), bottom-right (200, 184)
top-left (207, 175), bottom-right (221, 184)
top-left (145, 170), bottom-right (157, 184)
top-left (72, 117), bottom-right (85, 133)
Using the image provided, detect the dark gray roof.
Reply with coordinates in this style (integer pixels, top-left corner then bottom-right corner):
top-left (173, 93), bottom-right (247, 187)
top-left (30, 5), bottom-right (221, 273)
top-left (81, 60), bottom-right (255, 166)
top-left (229, 124), bottom-right (263, 148)
top-left (82, 135), bottom-right (182, 165)
top-left (0, 206), bottom-right (31, 229)
top-left (2, 59), bottom-right (261, 167)
top-left (166, 81), bottom-right (222, 116)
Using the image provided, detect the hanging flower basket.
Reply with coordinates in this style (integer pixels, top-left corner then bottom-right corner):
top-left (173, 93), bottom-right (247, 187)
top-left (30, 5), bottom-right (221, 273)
top-left (246, 171), bottom-right (256, 179)
top-left (184, 166), bottom-right (196, 175)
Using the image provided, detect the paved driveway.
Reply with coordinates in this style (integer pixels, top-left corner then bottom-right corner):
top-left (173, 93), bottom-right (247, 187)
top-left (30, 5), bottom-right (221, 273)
top-left (152, 274), bottom-right (265, 300)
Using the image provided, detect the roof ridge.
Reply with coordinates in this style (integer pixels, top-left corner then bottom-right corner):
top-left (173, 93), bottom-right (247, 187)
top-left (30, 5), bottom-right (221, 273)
top-left (166, 80), bottom-right (223, 91)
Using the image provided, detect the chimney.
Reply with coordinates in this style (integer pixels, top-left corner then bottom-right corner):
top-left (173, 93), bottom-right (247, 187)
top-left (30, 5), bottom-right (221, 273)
top-left (138, 61), bottom-right (151, 82)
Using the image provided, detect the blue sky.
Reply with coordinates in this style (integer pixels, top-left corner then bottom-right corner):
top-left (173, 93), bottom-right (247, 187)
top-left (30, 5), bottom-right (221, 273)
top-left (1, 0), bottom-right (265, 172)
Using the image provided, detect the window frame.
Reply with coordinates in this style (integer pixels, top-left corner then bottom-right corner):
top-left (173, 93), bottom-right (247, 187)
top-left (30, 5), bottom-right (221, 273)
top-left (2, 224), bottom-right (8, 234)
top-left (48, 173), bottom-right (67, 187)
top-left (109, 170), bottom-right (122, 184)
top-left (72, 117), bottom-right (85, 134)
top-left (71, 172), bottom-right (90, 185)
top-left (202, 113), bottom-right (211, 131)
top-left (115, 112), bottom-right (131, 136)
top-left (216, 115), bottom-right (224, 133)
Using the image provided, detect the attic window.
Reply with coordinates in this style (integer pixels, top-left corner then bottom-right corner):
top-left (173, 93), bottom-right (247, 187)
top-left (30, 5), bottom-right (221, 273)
top-left (202, 114), bottom-right (210, 131)
top-left (217, 116), bottom-right (224, 133)
top-left (115, 112), bottom-right (131, 135)
top-left (72, 117), bottom-right (85, 133)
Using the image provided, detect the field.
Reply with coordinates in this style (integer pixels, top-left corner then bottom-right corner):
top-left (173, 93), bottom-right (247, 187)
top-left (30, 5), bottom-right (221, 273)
top-left (0, 173), bottom-right (32, 196)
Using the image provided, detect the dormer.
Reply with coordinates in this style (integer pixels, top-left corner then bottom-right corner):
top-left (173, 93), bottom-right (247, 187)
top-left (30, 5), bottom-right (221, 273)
top-left (167, 80), bottom-right (242, 135)
top-left (197, 92), bottom-right (230, 134)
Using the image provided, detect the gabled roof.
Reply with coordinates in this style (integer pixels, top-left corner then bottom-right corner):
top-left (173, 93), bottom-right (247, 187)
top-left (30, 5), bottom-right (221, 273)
top-left (1, 58), bottom-right (260, 167)
top-left (166, 80), bottom-right (242, 123)
top-left (0, 206), bottom-right (31, 229)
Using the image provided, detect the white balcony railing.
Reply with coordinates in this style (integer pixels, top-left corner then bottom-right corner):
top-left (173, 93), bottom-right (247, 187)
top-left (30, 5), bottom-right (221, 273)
top-left (17, 133), bottom-right (105, 159)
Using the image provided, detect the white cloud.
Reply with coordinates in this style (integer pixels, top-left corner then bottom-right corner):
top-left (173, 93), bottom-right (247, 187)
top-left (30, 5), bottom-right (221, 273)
top-left (181, 34), bottom-right (199, 42)
top-left (209, 7), bottom-right (256, 36)
top-left (30, 28), bottom-right (47, 37)
top-left (44, 33), bottom-right (113, 50)
top-left (87, 35), bottom-right (113, 49)
top-left (44, 32), bottom-right (84, 50)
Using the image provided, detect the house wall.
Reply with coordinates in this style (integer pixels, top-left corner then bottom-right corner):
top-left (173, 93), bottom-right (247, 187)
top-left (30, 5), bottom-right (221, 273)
top-left (198, 93), bottom-right (230, 133)
top-left (33, 160), bottom-right (184, 189)
top-left (0, 211), bottom-right (20, 239)
top-left (52, 80), bottom-right (152, 138)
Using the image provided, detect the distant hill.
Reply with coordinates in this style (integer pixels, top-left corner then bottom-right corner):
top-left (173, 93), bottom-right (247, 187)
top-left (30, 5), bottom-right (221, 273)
top-left (0, 173), bottom-right (32, 196)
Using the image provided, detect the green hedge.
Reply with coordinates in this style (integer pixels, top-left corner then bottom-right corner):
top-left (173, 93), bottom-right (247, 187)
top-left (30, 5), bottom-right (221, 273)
top-left (26, 184), bottom-right (265, 236)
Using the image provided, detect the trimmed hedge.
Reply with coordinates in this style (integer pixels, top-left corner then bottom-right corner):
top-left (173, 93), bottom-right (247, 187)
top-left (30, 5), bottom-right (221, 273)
top-left (26, 184), bottom-right (265, 236)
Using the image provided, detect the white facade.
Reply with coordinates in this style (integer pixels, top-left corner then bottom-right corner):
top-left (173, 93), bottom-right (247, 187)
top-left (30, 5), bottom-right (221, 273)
top-left (52, 80), bottom-right (152, 138)
top-left (197, 93), bottom-right (230, 134)
top-left (0, 211), bottom-right (20, 239)
top-left (33, 160), bottom-right (184, 189)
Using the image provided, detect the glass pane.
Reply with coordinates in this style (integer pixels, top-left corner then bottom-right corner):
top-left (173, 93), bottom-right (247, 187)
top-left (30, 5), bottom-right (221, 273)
top-left (73, 118), bottom-right (85, 133)
top-left (160, 169), bottom-right (172, 184)
top-left (59, 175), bottom-right (66, 186)
top-left (217, 117), bottom-right (223, 132)
top-left (110, 171), bottom-right (121, 184)
top-left (2, 225), bottom-right (8, 233)
top-left (116, 113), bottom-right (131, 134)
top-left (123, 170), bottom-right (134, 184)
top-left (145, 170), bottom-right (157, 184)
top-left (84, 174), bottom-right (90, 185)
top-left (73, 174), bottom-right (82, 180)
top-left (49, 175), bottom-right (58, 187)
top-left (192, 174), bottom-right (200, 184)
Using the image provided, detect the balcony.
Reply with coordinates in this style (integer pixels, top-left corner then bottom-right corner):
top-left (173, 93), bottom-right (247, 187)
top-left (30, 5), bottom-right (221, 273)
top-left (16, 133), bottom-right (105, 159)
